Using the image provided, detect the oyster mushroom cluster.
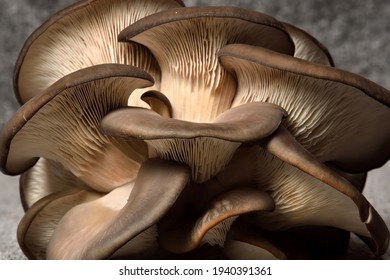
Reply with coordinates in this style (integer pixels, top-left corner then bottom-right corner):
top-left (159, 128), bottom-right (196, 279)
top-left (1, 0), bottom-right (389, 260)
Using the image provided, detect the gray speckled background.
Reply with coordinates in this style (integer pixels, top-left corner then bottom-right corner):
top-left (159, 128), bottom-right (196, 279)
top-left (0, 0), bottom-right (389, 259)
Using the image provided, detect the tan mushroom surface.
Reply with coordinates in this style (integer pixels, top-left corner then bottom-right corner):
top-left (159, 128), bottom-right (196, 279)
top-left (1, 64), bottom-right (153, 191)
top-left (0, 0), bottom-right (389, 260)
top-left (14, 0), bottom-right (184, 104)
top-left (118, 6), bottom-right (294, 122)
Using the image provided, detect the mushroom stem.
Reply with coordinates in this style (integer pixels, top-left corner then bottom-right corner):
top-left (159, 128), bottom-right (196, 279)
top-left (261, 125), bottom-right (390, 255)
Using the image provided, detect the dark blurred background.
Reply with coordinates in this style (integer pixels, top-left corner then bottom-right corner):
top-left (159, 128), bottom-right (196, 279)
top-left (0, 0), bottom-right (389, 259)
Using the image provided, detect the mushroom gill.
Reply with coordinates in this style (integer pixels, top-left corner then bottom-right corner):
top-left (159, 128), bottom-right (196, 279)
top-left (219, 44), bottom-right (390, 172)
top-left (1, 2), bottom-right (389, 260)
top-left (119, 6), bottom-right (294, 122)
top-left (1, 64), bottom-right (152, 192)
top-left (14, 0), bottom-right (184, 104)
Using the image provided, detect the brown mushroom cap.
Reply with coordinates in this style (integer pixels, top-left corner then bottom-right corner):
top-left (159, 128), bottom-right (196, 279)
top-left (140, 90), bottom-right (173, 117)
top-left (101, 102), bottom-right (286, 142)
top-left (219, 43), bottom-right (390, 173)
top-left (119, 6), bottom-right (294, 122)
top-left (284, 22), bottom-right (334, 66)
top-left (14, 0), bottom-right (184, 104)
top-left (101, 102), bottom-right (286, 182)
top-left (1, 64), bottom-right (152, 192)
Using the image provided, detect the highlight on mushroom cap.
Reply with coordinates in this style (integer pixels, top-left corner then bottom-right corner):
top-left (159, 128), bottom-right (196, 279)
top-left (1, 0), bottom-right (389, 260)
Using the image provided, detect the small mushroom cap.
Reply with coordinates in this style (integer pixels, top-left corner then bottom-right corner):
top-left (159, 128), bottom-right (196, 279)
top-left (219, 43), bottom-right (390, 172)
top-left (1, 64), bottom-right (152, 191)
top-left (14, 0), bottom-right (184, 104)
top-left (284, 22), bottom-right (334, 66)
top-left (140, 90), bottom-right (173, 117)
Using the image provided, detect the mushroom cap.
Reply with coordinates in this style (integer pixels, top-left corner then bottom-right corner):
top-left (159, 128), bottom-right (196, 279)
top-left (101, 102), bottom-right (286, 142)
top-left (1, 64), bottom-right (152, 191)
top-left (119, 6), bottom-right (294, 122)
top-left (101, 102), bottom-right (286, 182)
top-left (258, 127), bottom-right (389, 255)
top-left (14, 0), bottom-right (184, 104)
top-left (219, 43), bottom-right (390, 173)
top-left (284, 22), bottom-right (334, 66)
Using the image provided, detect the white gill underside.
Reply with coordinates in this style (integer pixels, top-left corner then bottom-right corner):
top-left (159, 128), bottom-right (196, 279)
top-left (146, 137), bottom-right (241, 183)
top-left (230, 64), bottom-right (390, 163)
top-left (21, 158), bottom-right (90, 208)
top-left (10, 79), bottom-right (145, 192)
top-left (133, 18), bottom-right (290, 122)
top-left (248, 147), bottom-right (369, 236)
top-left (18, 0), bottom-right (175, 102)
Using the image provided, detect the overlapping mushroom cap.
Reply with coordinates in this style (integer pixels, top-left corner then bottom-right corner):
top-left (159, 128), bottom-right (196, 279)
top-left (1, 0), bottom-right (389, 259)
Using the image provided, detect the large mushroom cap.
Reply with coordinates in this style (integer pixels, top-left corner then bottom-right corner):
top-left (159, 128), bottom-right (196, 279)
top-left (219, 43), bottom-right (390, 173)
top-left (1, 64), bottom-right (153, 192)
top-left (101, 102), bottom-right (286, 182)
top-left (119, 6), bottom-right (294, 122)
top-left (14, 0), bottom-right (184, 104)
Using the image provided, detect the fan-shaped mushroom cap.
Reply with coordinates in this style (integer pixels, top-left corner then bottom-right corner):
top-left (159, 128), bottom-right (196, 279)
top-left (119, 6), bottom-right (294, 122)
top-left (101, 102), bottom-right (286, 182)
top-left (197, 143), bottom-right (388, 256)
top-left (0, 64), bottom-right (152, 192)
top-left (219, 44), bottom-right (390, 172)
top-left (14, 0), bottom-right (184, 104)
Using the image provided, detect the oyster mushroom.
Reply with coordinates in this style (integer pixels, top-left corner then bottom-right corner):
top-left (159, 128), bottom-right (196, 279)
top-left (1, 1), bottom-right (389, 260)
top-left (218, 43), bottom-right (390, 255)
top-left (118, 6), bottom-right (295, 122)
top-left (101, 102), bottom-right (286, 182)
top-left (1, 64), bottom-right (153, 192)
top-left (284, 23), bottom-right (334, 66)
top-left (219, 43), bottom-right (390, 172)
top-left (14, 0), bottom-right (184, 104)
